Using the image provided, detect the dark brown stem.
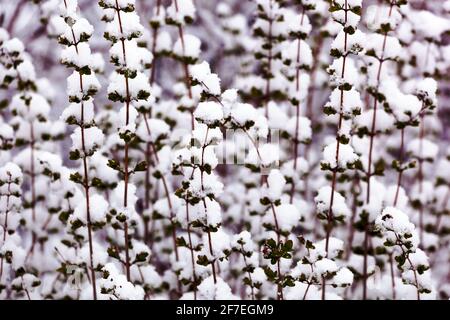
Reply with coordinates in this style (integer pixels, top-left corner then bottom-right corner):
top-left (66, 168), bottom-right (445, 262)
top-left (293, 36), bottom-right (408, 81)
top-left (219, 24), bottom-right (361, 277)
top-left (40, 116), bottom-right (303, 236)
top-left (407, 256), bottom-right (421, 300)
top-left (240, 244), bottom-right (255, 300)
top-left (149, 0), bottom-right (162, 85)
top-left (174, 0), bottom-right (194, 130)
top-left (362, 223), bottom-right (369, 299)
top-left (393, 128), bottom-right (405, 207)
top-left (290, 8), bottom-right (306, 204)
top-left (30, 123), bottom-right (36, 223)
top-left (78, 42), bottom-right (97, 303)
top-left (323, 0), bottom-right (350, 300)
top-left (270, 203), bottom-right (283, 300)
top-left (62, 0), bottom-right (98, 299)
top-left (142, 113), bottom-right (179, 262)
top-left (346, 176), bottom-right (360, 258)
top-left (276, 256), bottom-right (284, 300)
top-left (389, 253), bottom-right (396, 300)
top-left (200, 127), bottom-right (217, 285)
top-left (115, 0), bottom-right (132, 281)
top-left (264, 0), bottom-right (274, 119)
top-left (418, 112), bottom-right (425, 245)
top-left (24, 123), bottom-right (38, 265)
top-left (6, 0), bottom-right (26, 34)
top-left (0, 175), bottom-right (13, 282)
top-left (363, 3), bottom-right (394, 299)
top-left (185, 198), bottom-right (197, 300)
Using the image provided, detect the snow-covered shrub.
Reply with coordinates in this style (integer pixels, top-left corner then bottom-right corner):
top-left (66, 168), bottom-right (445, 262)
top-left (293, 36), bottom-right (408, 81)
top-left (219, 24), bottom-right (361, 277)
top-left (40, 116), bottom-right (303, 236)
top-left (0, 0), bottom-right (448, 301)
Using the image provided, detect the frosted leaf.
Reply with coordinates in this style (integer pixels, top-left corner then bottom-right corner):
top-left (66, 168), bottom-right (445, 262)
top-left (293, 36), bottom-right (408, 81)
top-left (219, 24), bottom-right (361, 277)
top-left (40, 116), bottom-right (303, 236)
top-left (70, 126), bottom-right (104, 154)
top-left (16, 60), bottom-right (36, 82)
top-left (366, 34), bottom-right (401, 60)
top-left (269, 204), bottom-right (301, 232)
top-left (10, 93), bottom-right (50, 121)
top-left (173, 34), bottom-right (201, 60)
top-left (357, 109), bottom-right (394, 134)
top-left (321, 142), bottom-right (359, 169)
top-left (266, 169), bottom-right (286, 201)
top-left (197, 276), bottom-right (237, 300)
top-left (324, 88), bottom-right (362, 118)
top-left (246, 144), bottom-right (280, 168)
top-left (194, 101), bottom-right (223, 126)
top-left (332, 267), bottom-right (354, 287)
top-left (99, 0), bottom-right (136, 10)
top-left (313, 237), bottom-right (344, 260)
top-left (67, 71), bottom-right (101, 101)
top-left (315, 186), bottom-right (351, 221)
top-left (315, 258), bottom-right (338, 275)
top-left (105, 11), bottom-right (143, 41)
top-left (166, 0), bottom-right (196, 25)
top-left (60, 18), bottom-right (94, 44)
top-left (100, 263), bottom-right (145, 300)
top-left (202, 229), bottom-right (230, 260)
top-left (61, 99), bottom-right (95, 125)
top-left (375, 207), bottom-right (419, 250)
top-left (407, 139), bottom-right (438, 161)
top-left (110, 40), bottom-right (152, 73)
top-left (331, 30), bottom-right (365, 57)
top-left (365, 5), bottom-right (402, 32)
top-left (190, 62), bottom-right (221, 95)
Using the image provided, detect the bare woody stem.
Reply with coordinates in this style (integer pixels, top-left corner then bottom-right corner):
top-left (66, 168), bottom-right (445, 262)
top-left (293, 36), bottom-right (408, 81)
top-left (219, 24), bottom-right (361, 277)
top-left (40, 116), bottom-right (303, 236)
top-left (30, 121), bottom-right (37, 227)
top-left (63, 0), bottom-right (97, 299)
top-left (395, 234), bottom-right (421, 300)
top-left (114, 0), bottom-right (132, 281)
top-left (393, 128), bottom-right (405, 207)
top-left (240, 244), bottom-right (255, 300)
top-left (185, 198), bottom-right (198, 300)
top-left (304, 32), bottom-right (325, 202)
top-left (363, 2), bottom-right (394, 300)
top-left (0, 174), bottom-right (13, 283)
top-left (323, 0), bottom-right (349, 301)
top-left (142, 113), bottom-right (180, 262)
top-left (270, 203), bottom-right (284, 300)
top-left (290, 8), bottom-right (306, 204)
top-left (144, 0), bottom-right (162, 245)
top-left (150, 0), bottom-right (162, 85)
top-left (174, 0), bottom-right (194, 130)
top-left (198, 76), bottom-right (282, 300)
top-left (200, 127), bottom-right (217, 285)
top-left (389, 253), bottom-right (396, 300)
top-left (142, 115), bottom-right (182, 295)
top-left (418, 111), bottom-right (425, 245)
top-left (6, 0), bottom-right (26, 34)
top-left (264, 0), bottom-right (274, 119)
top-left (241, 129), bottom-right (283, 300)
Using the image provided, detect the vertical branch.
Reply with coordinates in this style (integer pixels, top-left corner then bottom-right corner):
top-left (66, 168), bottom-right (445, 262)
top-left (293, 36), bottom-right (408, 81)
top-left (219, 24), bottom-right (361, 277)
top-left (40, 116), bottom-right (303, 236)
top-left (0, 174), bottom-right (13, 282)
top-left (143, 115), bottom-right (180, 264)
top-left (150, 0), bottom-right (162, 85)
top-left (264, 0), bottom-right (274, 119)
top-left (323, 0), bottom-right (349, 300)
top-left (240, 244), bottom-right (255, 300)
top-left (389, 253), bottom-right (396, 300)
top-left (185, 198), bottom-right (197, 300)
top-left (62, 0), bottom-right (97, 299)
top-left (290, 8), bottom-right (306, 204)
top-left (270, 204), bottom-right (284, 300)
top-left (418, 111), bottom-right (425, 245)
top-left (393, 128), bottom-right (405, 206)
top-left (363, 2), bottom-right (394, 300)
top-left (114, 0), bottom-right (132, 281)
top-left (200, 127), bottom-right (217, 284)
top-left (174, 0), bottom-right (194, 130)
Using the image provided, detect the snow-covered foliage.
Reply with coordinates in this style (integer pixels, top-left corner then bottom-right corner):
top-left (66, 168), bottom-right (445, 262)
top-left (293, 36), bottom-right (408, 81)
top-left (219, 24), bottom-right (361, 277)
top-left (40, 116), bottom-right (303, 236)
top-left (0, 0), bottom-right (449, 301)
